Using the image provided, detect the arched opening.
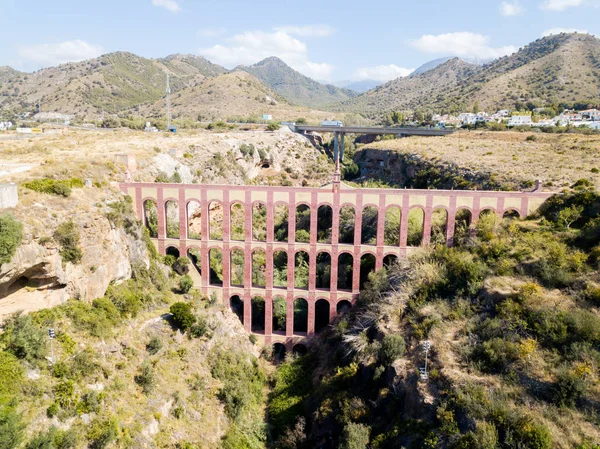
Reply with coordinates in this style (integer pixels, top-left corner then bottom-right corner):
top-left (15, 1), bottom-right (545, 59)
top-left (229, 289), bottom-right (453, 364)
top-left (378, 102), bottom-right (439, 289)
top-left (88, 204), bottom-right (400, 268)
top-left (337, 300), bottom-right (352, 315)
top-left (293, 298), bottom-right (308, 334)
top-left (252, 250), bottom-right (266, 288)
top-left (503, 209), bottom-right (520, 220)
top-left (252, 203), bottom-right (267, 242)
top-left (293, 344), bottom-right (308, 356)
top-left (361, 206), bottom-right (378, 245)
top-left (230, 295), bottom-right (244, 324)
top-left (384, 206), bottom-right (401, 246)
top-left (360, 253), bottom-right (376, 289)
top-left (165, 200), bottom-right (180, 239)
top-left (317, 205), bottom-right (333, 243)
top-left (274, 203), bottom-right (289, 242)
top-left (294, 251), bottom-right (309, 289)
top-left (477, 209), bottom-right (500, 240)
top-left (166, 246), bottom-right (180, 258)
top-left (230, 249), bottom-right (245, 287)
top-left (315, 252), bottom-right (331, 289)
top-left (454, 208), bottom-right (472, 245)
top-left (251, 296), bottom-right (265, 332)
top-left (339, 205), bottom-right (355, 244)
top-left (187, 200), bottom-right (201, 240)
top-left (431, 208), bottom-right (448, 245)
top-left (273, 250), bottom-right (288, 288)
top-left (272, 296), bottom-right (287, 333)
top-left (209, 201), bottom-right (223, 241)
top-left (187, 248), bottom-right (201, 274)
top-left (337, 253), bottom-right (354, 291)
top-left (209, 248), bottom-right (223, 285)
top-left (407, 207), bottom-right (424, 247)
top-left (230, 202), bottom-right (245, 241)
top-left (143, 200), bottom-right (158, 238)
top-left (273, 343), bottom-right (286, 363)
top-left (315, 299), bottom-right (330, 333)
top-left (295, 204), bottom-right (311, 242)
top-left (383, 254), bottom-right (398, 269)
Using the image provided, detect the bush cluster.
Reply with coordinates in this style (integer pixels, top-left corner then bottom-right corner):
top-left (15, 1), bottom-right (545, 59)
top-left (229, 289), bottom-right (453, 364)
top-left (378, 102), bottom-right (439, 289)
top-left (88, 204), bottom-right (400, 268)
top-left (23, 178), bottom-right (84, 197)
top-left (0, 214), bottom-right (23, 265)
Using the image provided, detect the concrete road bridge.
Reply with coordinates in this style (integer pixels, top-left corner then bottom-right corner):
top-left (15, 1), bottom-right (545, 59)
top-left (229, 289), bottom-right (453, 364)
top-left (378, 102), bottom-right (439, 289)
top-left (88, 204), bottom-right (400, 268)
top-left (119, 178), bottom-right (552, 353)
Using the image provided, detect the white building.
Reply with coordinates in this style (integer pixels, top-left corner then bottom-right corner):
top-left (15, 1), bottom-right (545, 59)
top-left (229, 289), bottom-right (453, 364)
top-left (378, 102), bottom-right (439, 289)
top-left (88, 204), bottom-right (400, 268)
top-left (508, 115), bottom-right (533, 127)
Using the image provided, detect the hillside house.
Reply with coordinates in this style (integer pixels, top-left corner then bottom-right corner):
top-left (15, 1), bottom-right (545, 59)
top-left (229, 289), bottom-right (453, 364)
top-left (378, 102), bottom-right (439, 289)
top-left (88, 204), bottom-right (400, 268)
top-left (508, 115), bottom-right (532, 127)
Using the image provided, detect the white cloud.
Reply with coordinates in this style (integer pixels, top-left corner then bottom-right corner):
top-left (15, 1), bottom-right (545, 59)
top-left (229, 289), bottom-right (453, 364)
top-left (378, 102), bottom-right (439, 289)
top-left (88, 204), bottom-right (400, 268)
top-left (198, 27), bottom-right (227, 38)
top-left (201, 30), bottom-right (334, 81)
top-left (411, 32), bottom-right (518, 60)
top-left (542, 27), bottom-right (588, 36)
top-left (274, 25), bottom-right (336, 37)
top-left (540, 0), bottom-right (595, 11)
top-left (500, 1), bottom-right (524, 16)
top-left (18, 40), bottom-right (103, 68)
top-left (152, 0), bottom-right (180, 13)
top-left (352, 64), bottom-right (414, 82)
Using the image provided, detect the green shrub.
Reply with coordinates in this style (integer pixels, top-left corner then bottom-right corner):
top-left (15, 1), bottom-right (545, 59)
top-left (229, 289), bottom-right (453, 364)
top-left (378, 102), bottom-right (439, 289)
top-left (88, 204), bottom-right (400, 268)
top-left (551, 369), bottom-right (587, 407)
top-left (379, 334), bottom-right (406, 365)
top-left (2, 312), bottom-right (47, 362)
top-left (179, 275), bottom-right (193, 293)
top-left (266, 122), bottom-right (280, 132)
top-left (134, 361), bottom-right (155, 394)
top-left (170, 302), bottom-right (196, 331)
top-left (0, 352), bottom-right (24, 395)
top-left (54, 380), bottom-right (76, 408)
top-left (473, 338), bottom-right (519, 373)
top-left (76, 390), bottom-right (104, 414)
top-left (46, 403), bottom-right (59, 418)
top-left (340, 423), bottom-right (370, 449)
top-left (87, 418), bottom-right (119, 449)
top-left (0, 214), bottom-right (23, 265)
top-left (0, 400), bottom-right (23, 449)
top-left (189, 316), bottom-right (209, 338)
top-left (23, 178), bottom-right (84, 197)
top-left (53, 221), bottom-right (83, 264)
top-left (146, 337), bottom-right (162, 355)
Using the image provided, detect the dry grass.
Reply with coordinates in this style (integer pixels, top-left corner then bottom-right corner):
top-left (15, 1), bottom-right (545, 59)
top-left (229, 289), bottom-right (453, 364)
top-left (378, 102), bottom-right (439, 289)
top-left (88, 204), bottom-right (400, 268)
top-left (367, 130), bottom-right (600, 190)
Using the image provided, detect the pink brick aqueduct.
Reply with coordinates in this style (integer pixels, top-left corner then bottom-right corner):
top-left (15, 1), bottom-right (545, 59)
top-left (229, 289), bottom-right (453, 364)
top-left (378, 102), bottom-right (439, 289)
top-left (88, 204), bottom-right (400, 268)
top-left (119, 180), bottom-right (553, 350)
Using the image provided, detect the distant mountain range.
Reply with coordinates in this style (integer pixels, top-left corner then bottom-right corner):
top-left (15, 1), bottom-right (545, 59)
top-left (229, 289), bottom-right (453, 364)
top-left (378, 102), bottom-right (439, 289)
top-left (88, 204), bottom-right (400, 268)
top-left (1, 33), bottom-right (599, 121)
top-left (333, 79), bottom-right (382, 93)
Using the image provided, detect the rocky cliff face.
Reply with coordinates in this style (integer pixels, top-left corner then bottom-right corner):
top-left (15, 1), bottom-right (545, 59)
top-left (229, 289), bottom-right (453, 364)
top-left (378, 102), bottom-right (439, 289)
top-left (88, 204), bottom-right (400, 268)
top-left (0, 191), bottom-right (150, 321)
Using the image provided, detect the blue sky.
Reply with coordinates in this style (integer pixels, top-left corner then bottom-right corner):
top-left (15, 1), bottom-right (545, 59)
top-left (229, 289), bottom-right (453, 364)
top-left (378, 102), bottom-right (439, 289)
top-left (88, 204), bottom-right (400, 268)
top-left (0, 0), bottom-right (597, 82)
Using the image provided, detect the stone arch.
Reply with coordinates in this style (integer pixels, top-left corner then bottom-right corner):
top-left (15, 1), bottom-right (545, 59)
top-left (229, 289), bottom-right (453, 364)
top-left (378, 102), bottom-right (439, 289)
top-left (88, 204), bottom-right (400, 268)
top-left (166, 246), bottom-right (180, 258)
top-left (361, 205), bottom-right (378, 245)
top-left (187, 247), bottom-right (201, 274)
top-left (209, 248), bottom-right (223, 285)
top-left (315, 299), bottom-right (330, 333)
top-left (273, 250), bottom-right (288, 288)
top-left (317, 204), bottom-right (333, 243)
top-left (454, 208), bottom-right (472, 245)
top-left (251, 296), bottom-right (265, 332)
top-left (477, 208), bottom-right (500, 239)
top-left (503, 209), bottom-right (521, 220)
top-left (273, 343), bottom-right (286, 363)
top-left (337, 300), bottom-right (352, 314)
top-left (384, 206), bottom-right (401, 246)
top-left (295, 204), bottom-right (311, 242)
top-left (230, 295), bottom-right (244, 324)
top-left (383, 254), bottom-right (398, 268)
top-left (431, 207), bottom-right (448, 245)
top-left (407, 207), bottom-right (425, 247)
top-left (339, 204), bottom-right (355, 244)
top-left (252, 202), bottom-right (267, 242)
top-left (272, 296), bottom-right (287, 333)
top-left (252, 249), bottom-right (267, 288)
top-left (360, 253), bottom-right (376, 289)
top-left (165, 199), bottom-right (180, 239)
top-left (294, 251), bottom-right (310, 289)
top-left (208, 201), bottom-right (223, 240)
top-left (230, 248), bottom-right (245, 287)
top-left (293, 343), bottom-right (308, 355)
top-left (316, 251), bottom-right (331, 289)
top-left (230, 202), bottom-right (245, 241)
top-left (337, 252), bottom-right (354, 290)
top-left (293, 298), bottom-right (308, 333)
top-left (274, 202), bottom-right (289, 242)
top-left (143, 199), bottom-right (158, 238)
top-left (186, 200), bottom-right (201, 240)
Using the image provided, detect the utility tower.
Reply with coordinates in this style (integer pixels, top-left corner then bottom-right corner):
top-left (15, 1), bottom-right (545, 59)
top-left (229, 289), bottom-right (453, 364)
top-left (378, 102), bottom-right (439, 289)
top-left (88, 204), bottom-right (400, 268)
top-left (166, 72), bottom-right (171, 129)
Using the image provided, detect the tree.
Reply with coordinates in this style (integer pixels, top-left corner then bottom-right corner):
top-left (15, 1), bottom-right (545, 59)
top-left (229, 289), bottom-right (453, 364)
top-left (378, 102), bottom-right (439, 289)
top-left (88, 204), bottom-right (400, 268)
top-left (0, 400), bottom-right (23, 449)
top-left (0, 214), bottom-right (23, 265)
top-left (557, 205), bottom-right (584, 230)
top-left (169, 302), bottom-right (196, 331)
top-left (179, 275), bottom-right (193, 294)
top-left (3, 313), bottom-right (47, 362)
top-left (379, 334), bottom-right (406, 365)
top-left (340, 423), bottom-right (370, 449)
top-left (473, 101), bottom-right (480, 114)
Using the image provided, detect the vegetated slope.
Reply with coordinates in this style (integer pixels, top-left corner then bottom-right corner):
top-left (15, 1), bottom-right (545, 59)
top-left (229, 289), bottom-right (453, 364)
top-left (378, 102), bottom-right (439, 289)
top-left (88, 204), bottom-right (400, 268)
top-left (337, 33), bottom-right (600, 117)
top-left (0, 52), bottom-right (225, 118)
top-left (141, 70), bottom-right (334, 122)
top-left (334, 58), bottom-right (480, 118)
top-left (240, 57), bottom-right (357, 108)
top-left (269, 190), bottom-right (600, 448)
top-left (411, 56), bottom-right (455, 75)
